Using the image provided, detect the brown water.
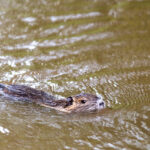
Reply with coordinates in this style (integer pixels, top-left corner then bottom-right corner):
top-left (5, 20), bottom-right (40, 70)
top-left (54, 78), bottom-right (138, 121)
top-left (0, 0), bottom-right (150, 149)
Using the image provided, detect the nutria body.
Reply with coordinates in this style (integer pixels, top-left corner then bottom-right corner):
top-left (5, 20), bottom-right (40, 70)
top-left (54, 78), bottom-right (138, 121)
top-left (0, 83), bottom-right (105, 113)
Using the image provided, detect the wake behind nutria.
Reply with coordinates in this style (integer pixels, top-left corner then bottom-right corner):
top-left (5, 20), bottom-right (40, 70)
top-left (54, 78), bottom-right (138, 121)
top-left (0, 83), bottom-right (105, 113)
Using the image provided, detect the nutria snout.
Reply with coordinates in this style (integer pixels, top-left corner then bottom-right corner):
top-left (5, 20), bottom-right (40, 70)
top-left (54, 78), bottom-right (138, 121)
top-left (0, 83), bottom-right (105, 113)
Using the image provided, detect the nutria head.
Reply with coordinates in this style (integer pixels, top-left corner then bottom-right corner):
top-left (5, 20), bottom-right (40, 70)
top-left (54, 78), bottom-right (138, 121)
top-left (41, 93), bottom-right (105, 113)
top-left (61, 93), bottom-right (105, 113)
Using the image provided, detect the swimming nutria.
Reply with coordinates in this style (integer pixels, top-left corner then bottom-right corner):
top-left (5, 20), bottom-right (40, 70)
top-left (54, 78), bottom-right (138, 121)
top-left (0, 83), bottom-right (105, 113)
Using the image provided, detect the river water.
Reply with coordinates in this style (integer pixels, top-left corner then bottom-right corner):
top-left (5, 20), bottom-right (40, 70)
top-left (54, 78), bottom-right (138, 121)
top-left (0, 0), bottom-right (150, 149)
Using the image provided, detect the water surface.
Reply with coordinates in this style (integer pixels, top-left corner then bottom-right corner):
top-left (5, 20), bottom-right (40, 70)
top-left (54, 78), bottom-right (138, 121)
top-left (0, 0), bottom-right (150, 149)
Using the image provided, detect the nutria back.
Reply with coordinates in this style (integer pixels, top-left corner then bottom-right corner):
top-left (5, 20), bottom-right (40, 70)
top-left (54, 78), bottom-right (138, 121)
top-left (0, 83), bottom-right (105, 113)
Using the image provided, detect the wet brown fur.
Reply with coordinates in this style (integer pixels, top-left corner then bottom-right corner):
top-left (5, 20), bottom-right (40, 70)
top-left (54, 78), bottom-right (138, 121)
top-left (0, 84), bottom-right (105, 113)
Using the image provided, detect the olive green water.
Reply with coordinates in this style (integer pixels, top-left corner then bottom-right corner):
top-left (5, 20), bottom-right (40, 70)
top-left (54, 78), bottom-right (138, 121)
top-left (0, 0), bottom-right (150, 149)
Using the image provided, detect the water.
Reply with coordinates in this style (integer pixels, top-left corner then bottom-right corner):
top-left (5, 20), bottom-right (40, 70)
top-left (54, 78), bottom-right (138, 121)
top-left (0, 0), bottom-right (150, 149)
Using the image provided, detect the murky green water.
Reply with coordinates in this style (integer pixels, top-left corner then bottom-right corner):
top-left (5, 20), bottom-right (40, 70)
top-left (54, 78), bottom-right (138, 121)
top-left (0, 0), bottom-right (150, 149)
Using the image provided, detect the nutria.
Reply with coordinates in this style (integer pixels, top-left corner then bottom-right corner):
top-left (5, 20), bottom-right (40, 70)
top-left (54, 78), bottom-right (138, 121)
top-left (0, 83), bottom-right (105, 113)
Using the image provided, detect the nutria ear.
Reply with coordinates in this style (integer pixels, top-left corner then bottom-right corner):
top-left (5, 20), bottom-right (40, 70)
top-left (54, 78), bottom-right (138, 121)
top-left (65, 96), bottom-right (73, 107)
top-left (67, 96), bottom-right (73, 103)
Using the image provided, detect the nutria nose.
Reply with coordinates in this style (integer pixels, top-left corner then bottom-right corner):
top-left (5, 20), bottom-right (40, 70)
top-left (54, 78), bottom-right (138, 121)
top-left (99, 102), bottom-right (104, 106)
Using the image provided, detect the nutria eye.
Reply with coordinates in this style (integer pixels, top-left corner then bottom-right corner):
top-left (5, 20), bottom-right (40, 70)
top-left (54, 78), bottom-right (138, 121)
top-left (81, 100), bottom-right (86, 104)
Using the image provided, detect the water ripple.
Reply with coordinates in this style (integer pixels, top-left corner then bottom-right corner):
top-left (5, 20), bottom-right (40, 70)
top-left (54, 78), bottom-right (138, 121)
top-left (22, 17), bottom-right (37, 24)
top-left (50, 12), bottom-right (101, 22)
top-left (0, 126), bottom-right (10, 135)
